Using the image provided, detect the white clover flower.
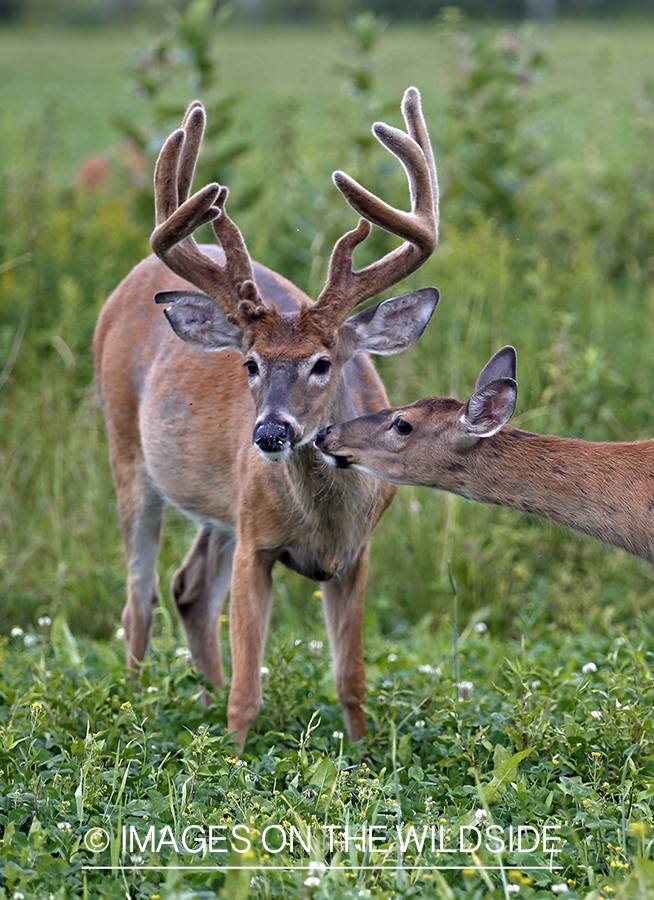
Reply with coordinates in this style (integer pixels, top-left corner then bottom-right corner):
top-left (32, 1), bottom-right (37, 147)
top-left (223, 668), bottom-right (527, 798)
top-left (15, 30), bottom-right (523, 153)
top-left (57, 821), bottom-right (72, 832)
top-left (37, 616), bottom-right (51, 627)
top-left (245, 773), bottom-right (259, 783)
top-left (474, 622), bottom-right (487, 633)
top-left (13, 893), bottom-right (25, 900)
top-left (475, 808), bottom-right (489, 827)
top-left (551, 885), bottom-right (569, 894)
top-left (582, 662), bottom-right (597, 675)
top-left (304, 876), bottom-right (320, 887)
top-left (11, 627), bottom-right (24, 638)
top-left (530, 679), bottom-right (541, 690)
top-left (418, 664), bottom-right (440, 675)
top-left (294, 639), bottom-right (302, 646)
top-left (381, 679), bottom-right (393, 689)
top-left (457, 681), bottom-right (474, 699)
top-left (146, 685), bottom-right (158, 693)
top-left (332, 730), bottom-right (344, 740)
top-left (23, 634), bottom-right (38, 647)
top-left (175, 646), bottom-right (191, 659)
top-left (590, 709), bottom-right (602, 720)
top-left (507, 886), bottom-right (519, 895)
top-left (260, 666), bottom-right (270, 677)
top-left (115, 627), bottom-right (125, 640)
top-left (415, 720), bottom-right (426, 728)
top-left (236, 759), bottom-right (247, 768)
top-left (308, 640), bottom-right (323, 655)
top-left (387, 653), bottom-right (398, 662)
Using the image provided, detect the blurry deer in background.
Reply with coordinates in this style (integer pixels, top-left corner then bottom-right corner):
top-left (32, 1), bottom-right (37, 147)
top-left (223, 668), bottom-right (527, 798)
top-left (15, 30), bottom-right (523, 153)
top-left (317, 345), bottom-right (654, 565)
top-left (94, 87), bottom-right (440, 750)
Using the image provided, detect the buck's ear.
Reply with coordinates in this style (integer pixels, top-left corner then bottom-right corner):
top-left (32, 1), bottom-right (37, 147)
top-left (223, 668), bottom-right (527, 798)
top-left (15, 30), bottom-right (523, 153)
top-left (345, 287), bottom-right (439, 355)
top-left (474, 345), bottom-right (517, 391)
top-left (461, 378), bottom-right (517, 438)
top-left (154, 290), bottom-right (243, 352)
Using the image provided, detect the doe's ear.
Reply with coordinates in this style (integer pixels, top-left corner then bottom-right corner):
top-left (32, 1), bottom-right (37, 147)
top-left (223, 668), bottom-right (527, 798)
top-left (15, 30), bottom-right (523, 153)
top-left (154, 290), bottom-right (243, 352)
top-left (345, 286), bottom-right (439, 355)
top-left (461, 378), bottom-right (517, 438)
top-left (475, 345), bottom-right (517, 391)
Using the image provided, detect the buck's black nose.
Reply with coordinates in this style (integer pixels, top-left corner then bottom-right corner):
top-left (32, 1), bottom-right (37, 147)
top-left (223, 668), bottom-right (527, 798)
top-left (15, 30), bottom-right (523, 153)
top-left (253, 421), bottom-right (292, 453)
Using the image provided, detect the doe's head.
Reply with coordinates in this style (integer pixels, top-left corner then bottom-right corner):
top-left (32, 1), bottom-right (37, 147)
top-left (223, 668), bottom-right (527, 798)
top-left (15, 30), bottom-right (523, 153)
top-left (315, 346), bottom-right (518, 488)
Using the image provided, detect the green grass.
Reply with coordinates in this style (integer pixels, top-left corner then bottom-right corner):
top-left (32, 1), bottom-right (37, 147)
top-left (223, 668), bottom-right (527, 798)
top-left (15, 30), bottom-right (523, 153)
top-left (0, 20), bottom-right (652, 175)
top-left (2, 604), bottom-right (654, 898)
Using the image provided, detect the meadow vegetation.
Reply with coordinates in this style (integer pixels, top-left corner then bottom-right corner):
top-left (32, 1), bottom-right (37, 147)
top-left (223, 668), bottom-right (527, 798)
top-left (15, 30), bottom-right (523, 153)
top-left (1, 8), bottom-right (654, 897)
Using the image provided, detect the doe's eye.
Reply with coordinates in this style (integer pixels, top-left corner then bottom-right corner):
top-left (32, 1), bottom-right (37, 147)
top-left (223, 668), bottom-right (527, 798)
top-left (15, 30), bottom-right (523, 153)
top-left (244, 359), bottom-right (259, 377)
top-left (393, 417), bottom-right (413, 436)
top-left (311, 358), bottom-right (331, 377)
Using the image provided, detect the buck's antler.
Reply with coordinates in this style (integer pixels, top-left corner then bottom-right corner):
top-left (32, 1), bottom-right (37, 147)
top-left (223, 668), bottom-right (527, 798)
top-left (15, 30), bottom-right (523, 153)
top-left (150, 101), bottom-right (266, 326)
top-left (313, 86), bottom-right (439, 330)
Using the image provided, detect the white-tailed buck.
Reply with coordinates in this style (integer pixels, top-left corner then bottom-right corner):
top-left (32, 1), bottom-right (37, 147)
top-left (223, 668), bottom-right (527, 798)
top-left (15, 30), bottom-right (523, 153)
top-left (316, 345), bottom-right (654, 564)
top-left (94, 87), bottom-right (440, 749)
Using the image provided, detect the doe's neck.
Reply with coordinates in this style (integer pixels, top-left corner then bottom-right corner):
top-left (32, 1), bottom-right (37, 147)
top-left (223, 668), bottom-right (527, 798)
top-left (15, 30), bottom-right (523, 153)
top-left (458, 427), bottom-right (654, 564)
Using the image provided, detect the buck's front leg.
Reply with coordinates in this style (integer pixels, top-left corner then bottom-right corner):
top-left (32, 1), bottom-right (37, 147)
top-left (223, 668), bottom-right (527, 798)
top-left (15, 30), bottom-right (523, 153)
top-left (227, 543), bottom-right (275, 750)
top-left (321, 546), bottom-right (370, 743)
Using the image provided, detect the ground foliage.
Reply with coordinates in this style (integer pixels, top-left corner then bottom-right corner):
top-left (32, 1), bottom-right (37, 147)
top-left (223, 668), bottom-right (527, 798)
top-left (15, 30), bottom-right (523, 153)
top-left (1, 608), bottom-right (654, 897)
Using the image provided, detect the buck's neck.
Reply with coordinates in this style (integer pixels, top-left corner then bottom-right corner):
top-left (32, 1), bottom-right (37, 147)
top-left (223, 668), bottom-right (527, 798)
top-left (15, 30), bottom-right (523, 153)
top-left (451, 428), bottom-right (654, 564)
top-left (284, 368), bottom-right (392, 537)
top-left (292, 377), bottom-right (388, 513)
top-left (277, 436), bottom-right (391, 582)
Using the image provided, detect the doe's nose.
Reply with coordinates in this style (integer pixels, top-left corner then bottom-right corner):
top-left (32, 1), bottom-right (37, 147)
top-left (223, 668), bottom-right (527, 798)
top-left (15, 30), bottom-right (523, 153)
top-left (314, 426), bottom-right (332, 447)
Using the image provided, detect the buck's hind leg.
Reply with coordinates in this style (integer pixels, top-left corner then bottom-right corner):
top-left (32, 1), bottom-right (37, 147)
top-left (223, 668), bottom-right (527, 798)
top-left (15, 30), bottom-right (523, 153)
top-left (321, 546), bottom-right (370, 744)
top-left (114, 465), bottom-right (166, 670)
top-left (172, 525), bottom-right (236, 694)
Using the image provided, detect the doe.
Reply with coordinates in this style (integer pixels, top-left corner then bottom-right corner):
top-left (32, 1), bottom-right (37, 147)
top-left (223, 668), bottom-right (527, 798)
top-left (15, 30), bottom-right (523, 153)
top-left (316, 345), bottom-right (654, 565)
top-left (94, 88), bottom-right (440, 749)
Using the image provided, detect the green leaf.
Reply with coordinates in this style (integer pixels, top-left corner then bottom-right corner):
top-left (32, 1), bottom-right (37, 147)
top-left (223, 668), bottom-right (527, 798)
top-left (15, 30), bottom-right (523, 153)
top-left (2, 821), bottom-right (15, 847)
top-left (51, 613), bottom-right (82, 668)
top-left (306, 755), bottom-right (337, 792)
top-left (75, 768), bottom-right (84, 822)
top-left (218, 848), bottom-right (255, 899)
top-left (398, 732), bottom-right (412, 768)
top-left (480, 747), bottom-right (532, 805)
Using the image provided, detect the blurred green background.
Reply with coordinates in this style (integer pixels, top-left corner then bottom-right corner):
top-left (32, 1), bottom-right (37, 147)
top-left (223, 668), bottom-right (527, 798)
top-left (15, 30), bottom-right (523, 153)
top-left (1, 0), bottom-right (654, 648)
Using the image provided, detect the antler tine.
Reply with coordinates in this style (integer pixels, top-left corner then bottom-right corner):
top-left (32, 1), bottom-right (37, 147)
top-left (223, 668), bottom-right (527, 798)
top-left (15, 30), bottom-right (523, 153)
top-left (150, 101), bottom-right (262, 325)
top-left (177, 100), bottom-right (205, 206)
top-left (314, 86), bottom-right (438, 329)
top-left (402, 86), bottom-right (439, 216)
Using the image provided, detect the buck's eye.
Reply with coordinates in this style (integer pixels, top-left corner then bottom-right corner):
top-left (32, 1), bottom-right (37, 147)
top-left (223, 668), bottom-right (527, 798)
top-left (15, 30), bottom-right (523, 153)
top-left (310, 358), bottom-right (331, 377)
top-left (393, 417), bottom-right (413, 436)
top-left (244, 359), bottom-right (259, 377)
